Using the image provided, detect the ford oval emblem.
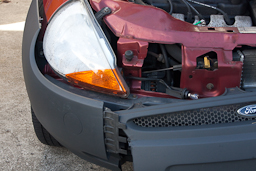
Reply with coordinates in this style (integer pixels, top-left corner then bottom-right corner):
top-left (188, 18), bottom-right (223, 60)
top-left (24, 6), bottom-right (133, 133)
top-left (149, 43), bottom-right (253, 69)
top-left (237, 105), bottom-right (256, 118)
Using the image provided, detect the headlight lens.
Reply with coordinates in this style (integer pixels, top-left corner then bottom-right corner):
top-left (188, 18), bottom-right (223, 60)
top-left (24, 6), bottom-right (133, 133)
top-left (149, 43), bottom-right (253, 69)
top-left (43, 0), bottom-right (129, 97)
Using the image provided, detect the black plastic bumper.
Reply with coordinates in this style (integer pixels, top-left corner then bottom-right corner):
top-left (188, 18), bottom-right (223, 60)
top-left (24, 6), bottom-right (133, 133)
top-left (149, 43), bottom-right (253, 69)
top-left (22, 0), bottom-right (121, 170)
top-left (122, 120), bottom-right (256, 171)
top-left (117, 95), bottom-right (256, 170)
top-left (22, 0), bottom-right (256, 171)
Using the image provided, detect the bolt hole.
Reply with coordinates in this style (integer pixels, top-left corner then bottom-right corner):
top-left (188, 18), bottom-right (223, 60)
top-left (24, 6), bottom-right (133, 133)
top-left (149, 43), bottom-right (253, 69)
top-left (208, 27), bottom-right (215, 31)
top-left (189, 75), bottom-right (193, 79)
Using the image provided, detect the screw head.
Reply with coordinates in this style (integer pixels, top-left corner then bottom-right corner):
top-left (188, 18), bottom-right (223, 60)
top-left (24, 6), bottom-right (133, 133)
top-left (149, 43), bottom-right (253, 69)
top-left (125, 50), bottom-right (133, 61)
top-left (206, 83), bottom-right (214, 90)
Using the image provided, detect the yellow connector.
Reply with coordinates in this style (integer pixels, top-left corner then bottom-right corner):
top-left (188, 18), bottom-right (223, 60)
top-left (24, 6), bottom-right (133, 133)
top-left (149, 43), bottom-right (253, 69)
top-left (204, 56), bottom-right (211, 68)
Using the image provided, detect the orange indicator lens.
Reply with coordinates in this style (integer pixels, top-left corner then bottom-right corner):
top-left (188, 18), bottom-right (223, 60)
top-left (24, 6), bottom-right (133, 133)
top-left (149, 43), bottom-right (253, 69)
top-left (66, 68), bottom-right (128, 97)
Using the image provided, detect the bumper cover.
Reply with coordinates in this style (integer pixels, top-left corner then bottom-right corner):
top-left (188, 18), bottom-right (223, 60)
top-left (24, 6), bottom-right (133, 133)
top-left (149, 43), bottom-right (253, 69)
top-left (123, 120), bottom-right (256, 171)
top-left (117, 95), bottom-right (256, 170)
top-left (22, 1), bottom-right (121, 170)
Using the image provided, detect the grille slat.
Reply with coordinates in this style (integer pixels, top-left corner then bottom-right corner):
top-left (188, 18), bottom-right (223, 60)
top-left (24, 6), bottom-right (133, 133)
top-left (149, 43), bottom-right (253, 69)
top-left (133, 103), bottom-right (255, 127)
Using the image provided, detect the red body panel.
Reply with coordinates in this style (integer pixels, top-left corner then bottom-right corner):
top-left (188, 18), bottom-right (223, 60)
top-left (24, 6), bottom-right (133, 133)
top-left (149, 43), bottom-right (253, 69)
top-left (43, 0), bottom-right (256, 98)
top-left (181, 47), bottom-right (242, 97)
top-left (117, 38), bottom-right (148, 90)
top-left (90, 0), bottom-right (255, 97)
top-left (90, 0), bottom-right (256, 49)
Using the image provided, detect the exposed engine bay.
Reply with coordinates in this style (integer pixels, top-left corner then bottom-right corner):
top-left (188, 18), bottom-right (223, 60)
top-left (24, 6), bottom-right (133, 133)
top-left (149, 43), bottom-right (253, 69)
top-left (88, 0), bottom-right (256, 99)
top-left (42, 0), bottom-right (256, 100)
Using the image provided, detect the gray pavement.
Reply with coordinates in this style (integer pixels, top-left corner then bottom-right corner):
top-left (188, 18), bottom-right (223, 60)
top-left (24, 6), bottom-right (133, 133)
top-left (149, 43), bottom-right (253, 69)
top-left (0, 0), bottom-right (133, 170)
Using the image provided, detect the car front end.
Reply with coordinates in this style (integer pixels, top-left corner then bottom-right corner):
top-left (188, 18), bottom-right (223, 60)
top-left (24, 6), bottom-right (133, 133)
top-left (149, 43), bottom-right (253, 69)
top-left (23, 0), bottom-right (256, 170)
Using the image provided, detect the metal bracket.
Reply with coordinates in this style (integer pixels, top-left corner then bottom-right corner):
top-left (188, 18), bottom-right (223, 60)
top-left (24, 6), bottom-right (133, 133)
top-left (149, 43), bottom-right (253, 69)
top-left (104, 108), bottom-right (127, 155)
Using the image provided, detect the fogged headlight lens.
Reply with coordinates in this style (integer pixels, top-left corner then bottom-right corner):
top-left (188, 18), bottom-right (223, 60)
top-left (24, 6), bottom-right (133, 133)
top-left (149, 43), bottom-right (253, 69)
top-left (43, 0), bottom-right (129, 97)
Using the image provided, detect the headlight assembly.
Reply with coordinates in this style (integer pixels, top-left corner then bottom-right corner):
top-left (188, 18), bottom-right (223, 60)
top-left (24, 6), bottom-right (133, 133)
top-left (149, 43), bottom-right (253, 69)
top-left (43, 0), bottom-right (129, 97)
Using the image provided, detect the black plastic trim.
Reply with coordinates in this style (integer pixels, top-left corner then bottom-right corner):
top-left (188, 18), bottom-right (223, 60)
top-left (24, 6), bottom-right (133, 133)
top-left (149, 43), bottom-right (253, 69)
top-left (124, 119), bottom-right (256, 171)
top-left (22, 1), bottom-right (121, 170)
top-left (104, 108), bottom-right (127, 155)
top-left (117, 90), bottom-right (256, 123)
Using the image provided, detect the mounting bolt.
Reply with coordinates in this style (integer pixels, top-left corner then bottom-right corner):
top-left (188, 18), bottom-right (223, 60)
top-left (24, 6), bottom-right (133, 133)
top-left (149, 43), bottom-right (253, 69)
top-left (206, 83), bottom-right (214, 90)
top-left (125, 50), bottom-right (134, 61)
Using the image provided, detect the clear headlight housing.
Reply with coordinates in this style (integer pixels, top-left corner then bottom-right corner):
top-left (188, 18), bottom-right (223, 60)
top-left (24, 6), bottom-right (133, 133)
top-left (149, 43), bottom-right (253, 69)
top-left (43, 0), bottom-right (129, 97)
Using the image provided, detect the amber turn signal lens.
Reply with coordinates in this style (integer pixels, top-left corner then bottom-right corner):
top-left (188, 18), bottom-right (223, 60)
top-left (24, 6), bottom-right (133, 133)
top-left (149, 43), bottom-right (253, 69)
top-left (66, 68), bottom-right (128, 97)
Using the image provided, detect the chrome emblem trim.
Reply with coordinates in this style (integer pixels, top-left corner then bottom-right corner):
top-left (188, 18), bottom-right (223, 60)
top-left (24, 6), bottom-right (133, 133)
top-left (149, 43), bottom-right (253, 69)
top-left (237, 105), bottom-right (256, 118)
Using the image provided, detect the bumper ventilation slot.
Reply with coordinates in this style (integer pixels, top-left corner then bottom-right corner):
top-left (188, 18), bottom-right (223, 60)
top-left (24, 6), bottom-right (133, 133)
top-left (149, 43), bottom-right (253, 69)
top-left (133, 103), bottom-right (255, 127)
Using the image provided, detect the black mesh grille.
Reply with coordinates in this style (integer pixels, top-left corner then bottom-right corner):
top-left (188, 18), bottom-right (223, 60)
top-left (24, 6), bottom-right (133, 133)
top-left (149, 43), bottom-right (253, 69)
top-left (133, 103), bottom-right (255, 127)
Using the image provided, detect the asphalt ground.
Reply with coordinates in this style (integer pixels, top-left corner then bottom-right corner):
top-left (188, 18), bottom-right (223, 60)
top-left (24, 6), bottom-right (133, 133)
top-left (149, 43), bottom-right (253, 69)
top-left (0, 0), bottom-right (133, 170)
